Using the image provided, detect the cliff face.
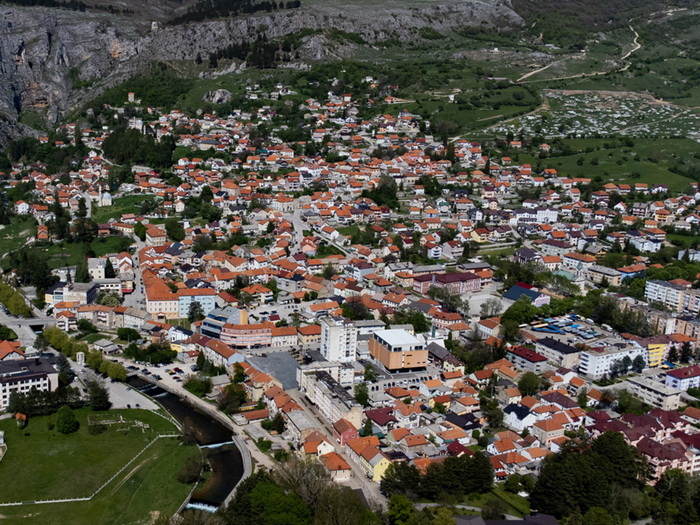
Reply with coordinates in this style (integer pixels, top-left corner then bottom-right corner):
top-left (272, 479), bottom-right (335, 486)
top-left (0, 0), bottom-right (522, 144)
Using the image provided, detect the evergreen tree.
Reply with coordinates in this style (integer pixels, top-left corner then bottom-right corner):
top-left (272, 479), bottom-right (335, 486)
top-left (86, 380), bottom-right (111, 411)
top-left (74, 257), bottom-right (91, 283)
top-left (105, 259), bottom-right (116, 278)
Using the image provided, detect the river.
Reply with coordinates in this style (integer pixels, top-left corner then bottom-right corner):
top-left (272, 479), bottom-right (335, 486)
top-left (126, 376), bottom-right (245, 509)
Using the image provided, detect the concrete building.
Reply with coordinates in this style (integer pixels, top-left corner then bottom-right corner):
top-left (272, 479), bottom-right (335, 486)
top-left (87, 258), bottom-right (107, 280)
top-left (586, 265), bottom-right (622, 287)
top-left (628, 376), bottom-right (681, 410)
top-left (369, 329), bottom-right (428, 371)
top-left (177, 288), bottom-right (217, 319)
top-left (0, 359), bottom-right (59, 409)
top-left (220, 322), bottom-right (273, 349)
top-left (298, 370), bottom-right (363, 428)
top-left (666, 365), bottom-right (700, 391)
top-left (507, 346), bottom-right (547, 373)
top-left (201, 307), bottom-right (248, 339)
top-left (320, 317), bottom-right (358, 363)
top-left (578, 342), bottom-right (646, 380)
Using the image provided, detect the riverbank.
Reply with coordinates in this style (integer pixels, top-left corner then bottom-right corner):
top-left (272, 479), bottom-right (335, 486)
top-left (128, 375), bottom-right (253, 509)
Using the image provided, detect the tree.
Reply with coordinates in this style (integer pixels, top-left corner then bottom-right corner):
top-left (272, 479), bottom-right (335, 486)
top-left (117, 327), bottom-right (141, 343)
top-left (77, 319), bottom-right (98, 334)
top-left (177, 453), bottom-right (203, 484)
top-left (364, 364), bottom-right (378, 382)
top-left (355, 382), bottom-right (369, 407)
top-left (188, 301), bottom-right (205, 323)
top-left (134, 221), bottom-right (147, 241)
top-left (98, 291), bottom-right (121, 306)
top-left (104, 258), bottom-right (116, 278)
top-left (363, 417), bottom-right (373, 437)
top-left (34, 333), bottom-right (48, 353)
top-left (86, 380), bottom-right (112, 410)
top-left (233, 362), bottom-right (245, 383)
top-left (518, 372), bottom-right (542, 396)
top-left (165, 218), bottom-right (186, 242)
top-left (680, 341), bottom-right (693, 364)
top-left (56, 353), bottom-right (75, 386)
top-left (313, 485), bottom-right (377, 525)
top-left (56, 405), bottom-right (79, 434)
top-left (388, 493), bottom-right (415, 525)
top-left (108, 362), bottom-right (127, 382)
top-left (582, 507), bottom-right (613, 525)
top-left (482, 497), bottom-right (508, 520)
top-left (577, 388), bottom-right (588, 409)
top-left (273, 456), bottom-right (330, 510)
top-left (480, 298), bottom-right (502, 319)
top-left (74, 257), bottom-right (91, 283)
top-left (632, 355), bottom-right (645, 373)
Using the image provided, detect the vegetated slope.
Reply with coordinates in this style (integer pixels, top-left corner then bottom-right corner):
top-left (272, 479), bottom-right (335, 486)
top-left (511, 0), bottom-right (694, 49)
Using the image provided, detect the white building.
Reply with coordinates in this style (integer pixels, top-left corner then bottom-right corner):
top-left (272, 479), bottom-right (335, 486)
top-left (0, 359), bottom-right (59, 409)
top-left (578, 341), bottom-right (646, 380)
top-left (320, 317), bottom-right (357, 363)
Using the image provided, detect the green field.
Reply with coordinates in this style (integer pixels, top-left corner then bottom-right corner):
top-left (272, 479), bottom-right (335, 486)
top-left (516, 138), bottom-right (698, 194)
top-left (0, 217), bottom-right (35, 255)
top-left (44, 236), bottom-right (133, 269)
top-left (0, 409), bottom-right (192, 525)
top-left (92, 195), bottom-right (157, 224)
top-left (0, 408), bottom-right (178, 501)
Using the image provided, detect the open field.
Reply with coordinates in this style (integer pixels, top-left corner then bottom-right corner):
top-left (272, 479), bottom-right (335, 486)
top-left (92, 195), bottom-right (157, 224)
top-left (0, 408), bottom-right (191, 525)
top-left (0, 408), bottom-right (177, 502)
top-left (0, 217), bottom-right (35, 255)
top-left (515, 138), bottom-right (698, 193)
top-left (0, 438), bottom-right (192, 525)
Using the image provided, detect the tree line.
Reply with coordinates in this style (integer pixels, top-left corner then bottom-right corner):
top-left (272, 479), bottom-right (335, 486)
top-left (170, 0), bottom-right (300, 25)
top-left (380, 451), bottom-right (494, 501)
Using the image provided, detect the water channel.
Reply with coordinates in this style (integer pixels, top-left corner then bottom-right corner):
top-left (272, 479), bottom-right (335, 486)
top-left (126, 376), bottom-right (245, 509)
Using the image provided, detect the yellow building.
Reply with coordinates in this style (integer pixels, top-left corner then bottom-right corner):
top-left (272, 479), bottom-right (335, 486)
top-left (646, 342), bottom-right (666, 368)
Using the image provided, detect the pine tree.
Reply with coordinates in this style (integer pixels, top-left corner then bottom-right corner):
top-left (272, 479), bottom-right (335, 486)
top-left (75, 257), bottom-right (90, 283)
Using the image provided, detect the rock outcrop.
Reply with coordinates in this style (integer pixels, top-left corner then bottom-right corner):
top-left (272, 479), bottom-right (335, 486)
top-left (0, 0), bottom-right (523, 144)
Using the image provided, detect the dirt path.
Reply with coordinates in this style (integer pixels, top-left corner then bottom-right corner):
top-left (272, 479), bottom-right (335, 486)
top-left (518, 21), bottom-right (642, 84)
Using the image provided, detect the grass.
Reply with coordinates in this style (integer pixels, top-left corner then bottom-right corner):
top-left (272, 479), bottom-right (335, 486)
top-left (92, 195), bottom-right (157, 224)
top-left (518, 138), bottom-right (698, 194)
top-left (464, 486), bottom-right (531, 517)
top-left (91, 235), bottom-right (134, 256)
top-left (80, 332), bottom-right (111, 344)
top-left (0, 437), bottom-right (193, 525)
top-left (667, 233), bottom-right (698, 249)
top-left (167, 318), bottom-right (192, 330)
top-left (0, 408), bottom-right (178, 502)
top-left (0, 217), bottom-right (35, 255)
top-left (44, 236), bottom-right (133, 269)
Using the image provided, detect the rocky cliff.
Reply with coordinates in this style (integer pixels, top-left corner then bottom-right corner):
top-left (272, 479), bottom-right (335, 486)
top-left (0, 0), bottom-right (523, 144)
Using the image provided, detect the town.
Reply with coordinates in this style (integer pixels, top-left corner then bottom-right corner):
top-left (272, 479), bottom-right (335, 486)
top-left (1, 80), bottom-right (700, 525)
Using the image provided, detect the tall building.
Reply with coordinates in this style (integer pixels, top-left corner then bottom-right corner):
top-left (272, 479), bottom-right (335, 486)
top-left (320, 317), bottom-right (357, 363)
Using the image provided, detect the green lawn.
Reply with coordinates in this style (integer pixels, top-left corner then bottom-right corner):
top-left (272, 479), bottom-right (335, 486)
top-left (91, 235), bottom-right (133, 256)
top-left (45, 236), bottom-right (133, 269)
top-left (0, 408), bottom-right (178, 503)
top-left (0, 436), bottom-right (193, 525)
top-left (92, 195), bottom-right (157, 224)
top-left (463, 486), bottom-right (531, 517)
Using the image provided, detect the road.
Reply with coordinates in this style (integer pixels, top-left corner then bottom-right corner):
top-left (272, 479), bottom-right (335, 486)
top-left (288, 387), bottom-right (386, 507)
